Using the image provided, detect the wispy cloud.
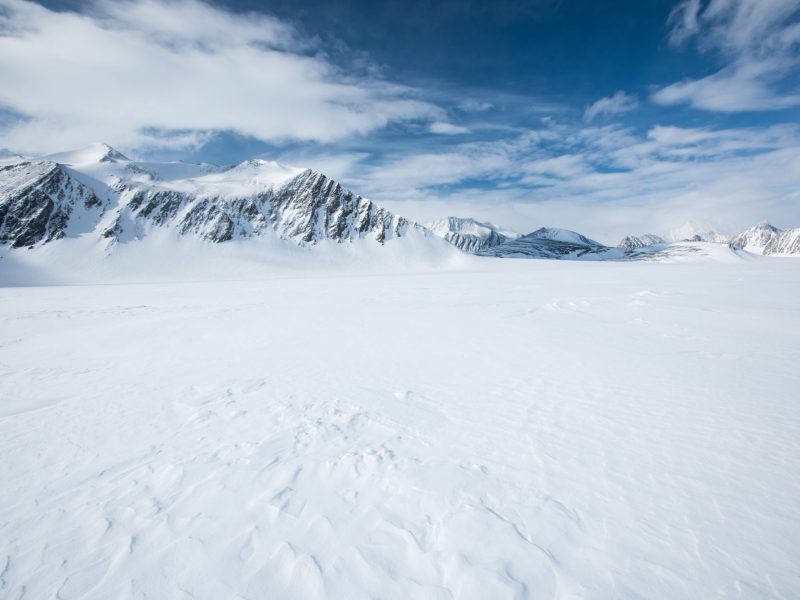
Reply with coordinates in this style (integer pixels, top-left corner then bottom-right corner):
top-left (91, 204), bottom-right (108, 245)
top-left (654, 0), bottom-right (800, 112)
top-left (0, 0), bottom-right (443, 153)
top-left (583, 91), bottom-right (639, 123)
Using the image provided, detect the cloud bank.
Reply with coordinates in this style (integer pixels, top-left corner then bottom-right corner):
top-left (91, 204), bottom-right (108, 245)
top-left (0, 0), bottom-right (442, 153)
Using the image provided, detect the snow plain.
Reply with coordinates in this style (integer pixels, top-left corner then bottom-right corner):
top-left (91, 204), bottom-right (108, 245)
top-left (1, 247), bottom-right (799, 599)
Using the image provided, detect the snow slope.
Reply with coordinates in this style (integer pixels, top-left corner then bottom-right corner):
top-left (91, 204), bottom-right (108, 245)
top-left (1, 257), bottom-right (799, 599)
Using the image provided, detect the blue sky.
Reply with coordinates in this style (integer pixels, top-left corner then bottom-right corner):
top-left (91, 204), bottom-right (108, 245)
top-left (1, 0), bottom-right (799, 239)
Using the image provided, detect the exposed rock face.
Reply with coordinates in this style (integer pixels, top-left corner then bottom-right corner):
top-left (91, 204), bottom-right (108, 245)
top-left (617, 234), bottom-right (666, 250)
top-left (0, 162), bottom-right (102, 248)
top-left (722, 222), bottom-right (800, 255)
top-left (0, 148), bottom-right (417, 249)
top-left (764, 228), bottom-right (800, 255)
top-left (427, 217), bottom-right (517, 253)
top-left (268, 170), bottom-right (411, 244)
top-left (729, 222), bottom-right (781, 253)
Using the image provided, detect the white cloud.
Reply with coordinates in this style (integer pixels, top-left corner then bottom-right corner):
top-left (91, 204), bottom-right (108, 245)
top-left (583, 91), bottom-right (639, 123)
top-left (428, 121), bottom-right (470, 135)
top-left (0, 0), bottom-right (443, 154)
top-left (655, 0), bottom-right (800, 112)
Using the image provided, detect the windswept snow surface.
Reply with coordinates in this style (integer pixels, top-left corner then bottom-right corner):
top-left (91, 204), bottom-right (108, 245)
top-left (1, 256), bottom-right (799, 599)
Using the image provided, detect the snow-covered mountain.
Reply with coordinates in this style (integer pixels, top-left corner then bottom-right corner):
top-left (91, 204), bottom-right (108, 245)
top-left (727, 222), bottom-right (800, 255)
top-left (479, 227), bottom-right (611, 259)
top-left (763, 228), bottom-right (800, 255)
top-left (0, 144), bottom-right (623, 263)
top-left (427, 216), bottom-right (519, 252)
top-left (3, 144), bottom-right (798, 264)
top-left (729, 222), bottom-right (782, 254)
top-left (617, 233), bottom-right (666, 250)
top-left (667, 223), bottom-right (730, 244)
top-left (0, 144), bottom-right (423, 249)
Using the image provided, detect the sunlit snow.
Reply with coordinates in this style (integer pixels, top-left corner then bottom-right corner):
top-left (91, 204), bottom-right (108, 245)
top-left (1, 250), bottom-right (798, 598)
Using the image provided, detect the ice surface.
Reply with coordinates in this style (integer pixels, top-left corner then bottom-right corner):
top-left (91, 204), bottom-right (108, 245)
top-left (0, 254), bottom-right (799, 598)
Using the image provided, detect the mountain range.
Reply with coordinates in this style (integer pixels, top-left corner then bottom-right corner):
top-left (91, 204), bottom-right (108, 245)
top-left (1, 143), bottom-right (798, 259)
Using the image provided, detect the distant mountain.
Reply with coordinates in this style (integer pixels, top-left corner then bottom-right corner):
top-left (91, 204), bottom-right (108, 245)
top-left (3, 144), bottom-right (798, 262)
top-left (479, 227), bottom-right (611, 259)
top-left (729, 222), bottom-right (782, 254)
top-left (667, 223), bottom-right (730, 244)
top-left (427, 217), bottom-right (519, 252)
top-left (0, 144), bottom-right (425, 249)
top-left (724, 222), bottom-right (800, 256)
top-left (617, 234), bottom-right (665, 250)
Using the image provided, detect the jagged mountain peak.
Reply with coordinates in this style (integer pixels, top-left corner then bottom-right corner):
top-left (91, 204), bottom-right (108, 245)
top-left (729, 222), bottom-right (782, 253)
top-left (0, 150), bottom-right (422, 249)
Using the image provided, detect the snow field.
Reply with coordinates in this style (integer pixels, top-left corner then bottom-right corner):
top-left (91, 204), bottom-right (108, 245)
top-left (0, 257), bottom-right (799, 598)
